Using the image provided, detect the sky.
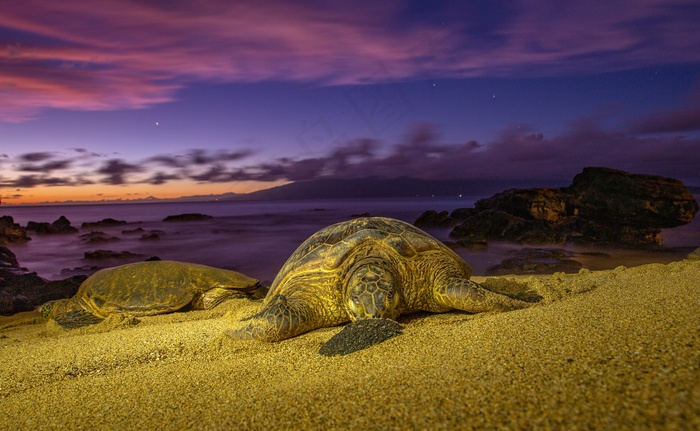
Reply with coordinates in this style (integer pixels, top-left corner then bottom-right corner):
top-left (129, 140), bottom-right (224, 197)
top-left (1, 0), bottom-right (700, 204)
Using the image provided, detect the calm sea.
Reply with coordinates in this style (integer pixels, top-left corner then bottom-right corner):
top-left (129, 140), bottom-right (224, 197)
top-left (2, 197), bottom-right (699, 281)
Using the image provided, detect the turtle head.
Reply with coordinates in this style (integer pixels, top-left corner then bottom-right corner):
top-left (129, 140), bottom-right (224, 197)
top-left (37, 299), bottom-right (73, 321)
top-left (38, 300), bottom-right (60, 321)
top-left (345, 262), bottom-right (400, 321)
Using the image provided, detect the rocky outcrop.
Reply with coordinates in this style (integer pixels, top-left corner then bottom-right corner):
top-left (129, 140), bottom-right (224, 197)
top-left (567, 167), bottom-right (698, 228)
top-left (0, 216), bottom-right (31, 244)
top-left (414, 210), bottom-right (453, 228)
top-left (80, 231), bottom-right (120, 244)
top-left (81, 218), bottom-right (128, 229)
top-left (26, 216), bottom-right (79, 235)
top-left (420, 167), bottom-right (698, 247)
top-left (162, 213), bottom-right (213, 222)
top-left (0, 246), bottom-right (86, 315)
top-left (84, 250), bottom-right (142, 260)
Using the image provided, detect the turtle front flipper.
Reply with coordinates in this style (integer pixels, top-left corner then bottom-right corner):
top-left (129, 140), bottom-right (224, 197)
top-left (225, 294), bottom-right (322, 342)
top-left (434, 279), bottom-right (541, 313)
top-left (51, 310), bottom-right (105, 329)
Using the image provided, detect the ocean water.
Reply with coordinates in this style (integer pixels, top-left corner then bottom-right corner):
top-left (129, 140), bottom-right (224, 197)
top-left (2, 197), bottom-right (699, 282)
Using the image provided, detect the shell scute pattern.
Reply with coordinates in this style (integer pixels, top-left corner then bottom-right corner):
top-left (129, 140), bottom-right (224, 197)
top-left (41, 261), bottom-right (261, 328)
top-left (226, 217), bottom-right (541, 342)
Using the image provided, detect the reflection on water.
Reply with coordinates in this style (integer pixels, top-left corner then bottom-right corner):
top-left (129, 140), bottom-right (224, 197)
top-left (2, 197), bottom-right (698, 281)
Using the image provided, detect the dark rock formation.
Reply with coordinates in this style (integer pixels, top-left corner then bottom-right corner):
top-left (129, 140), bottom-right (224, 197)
top-left (485, 248), bottom-right (583, 275)
top-left (80, 231), bottom-right (120, 244)
top-left (0, 246), bottom-right (21, 270)
top-left (81, 218), bottom-right (128, 229)
top-left (444, 167), bottom-right (698, 247)
top-left (162, 213), bottom-right (213, 222)
top-left (0, 216), bottom-right (31, 244)
top-left (140, 232), bottom-right (161, 241)
top-left (567, 167), bottom-right (698, 228)
top-left (122, 227), bottom-right (145, 235)
top-left (84, 250), bottom-right (142, 260)
top-left (0, 246), bottom-right (85, 315)
top-left (414, 210), bottom-right (453, 228)
top-left (26, 216), bottom-right (79, 235)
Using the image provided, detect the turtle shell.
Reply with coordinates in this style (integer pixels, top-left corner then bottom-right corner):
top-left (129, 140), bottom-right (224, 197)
top-left (75, 261), bottom-right (245, 317)
top-left (269, 217), bottom-right (461, 292)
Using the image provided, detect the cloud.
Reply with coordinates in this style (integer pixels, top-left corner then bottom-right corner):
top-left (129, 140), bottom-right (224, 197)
top-left (19, 152), bottom-right (55, 162)
top-left (629, 101), bottom-right (700, 134)
top-left (96, 159), bottom-right (142, 185)
top-left (4, 175), bottom-right (75, 188)
top-left (18, 159), bottom-right (72, 172)
top-left (2, 0), bottom-right (700, 122)
top-left (3, 124), bottom-right (699, 193)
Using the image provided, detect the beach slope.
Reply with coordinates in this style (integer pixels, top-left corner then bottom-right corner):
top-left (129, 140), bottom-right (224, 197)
top-left (1, 260), bottom-right (698, 430)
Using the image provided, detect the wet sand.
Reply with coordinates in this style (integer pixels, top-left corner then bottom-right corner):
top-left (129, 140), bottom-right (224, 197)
top-left (1, 259), bottom-right (698, 430)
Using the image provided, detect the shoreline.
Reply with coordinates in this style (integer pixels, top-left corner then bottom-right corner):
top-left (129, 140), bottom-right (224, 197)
top-left (1, 259), bottom-right (698, 430)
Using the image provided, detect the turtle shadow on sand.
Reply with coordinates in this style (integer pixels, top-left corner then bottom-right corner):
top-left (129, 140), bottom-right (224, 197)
top-left (40, 261), bottom-right (265, 329)
top-left (226, 217), bottom-right (542, 354)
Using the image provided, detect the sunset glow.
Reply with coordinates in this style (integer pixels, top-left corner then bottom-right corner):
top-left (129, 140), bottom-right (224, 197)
top-left (1, 1), bottom-right (699, 204)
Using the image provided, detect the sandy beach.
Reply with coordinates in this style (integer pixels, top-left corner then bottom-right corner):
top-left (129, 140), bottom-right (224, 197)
top-left (1, 259), bottom-right (698, 430)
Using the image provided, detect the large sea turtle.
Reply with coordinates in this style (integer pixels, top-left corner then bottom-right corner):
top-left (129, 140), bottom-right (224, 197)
top-left (40, 261), bottom-right (263, 328)
top-left (226, 217), bottom-right (540, 342)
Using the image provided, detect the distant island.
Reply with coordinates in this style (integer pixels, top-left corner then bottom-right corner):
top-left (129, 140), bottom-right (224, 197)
top-left (231, 177), bottom-right (554, 201)
top-left (3, 177), bottom-right (698, 206)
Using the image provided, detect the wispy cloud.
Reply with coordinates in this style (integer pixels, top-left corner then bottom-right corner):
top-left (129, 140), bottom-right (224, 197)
top-left (2, 0), bottom-right (699, 122)
top-left (2, 122), bottom-right (698, 190)
top-left (629, 96), bottom-right (700, 134)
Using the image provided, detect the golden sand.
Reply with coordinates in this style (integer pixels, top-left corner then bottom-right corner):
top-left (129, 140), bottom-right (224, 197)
top-left (1, 260), bottom-right (698, 430)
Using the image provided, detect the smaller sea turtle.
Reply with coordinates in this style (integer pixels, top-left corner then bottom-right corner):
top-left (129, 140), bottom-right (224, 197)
top-left (227, 217), bottom-right (541, 342)
top-left (40, 261), bottom-right (263, 328)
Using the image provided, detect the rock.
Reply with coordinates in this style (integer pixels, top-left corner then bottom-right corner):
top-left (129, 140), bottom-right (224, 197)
top-left (475, 188), bottom-right (570, 222)
top-left (84, 250), bottom-right (142, 260)
top-left (0, 293), bottom-right (33, 316)
top-left (319, 319), bottom-right (403, 356)
top-left (27, 216), bottom-right (78, 235)
top-left (162, 213), bottom-right (213, 222)
top-left (486, 248), bottom-right (583, 275)
top-left (79, 231), bottom-right (120, 244)
top-left (0, 246), bottom-right (20, 270)
top-left (449, 167), bottom-right (698, 247)
top-left (0, 216), bottom-right (31, 244)
top-left (140, 232), bottom-right (160, 241)
top-left (0, 274), bottom-right (85, 315)
top-left (414, 210), bottom-right (453, 228)
top-left (0, 247), bottom-right (86, 315)
top-left (566, 167), bottom-right (698, 228)
top-left (122, 227), bottom-right (145, 235)
top-left (450, 210), bottom-right (524, 241)
top-left (81, 218), bottom-right (128, 229)
top-left (60, 265), bottom-right (104, 277)
top-left (450, 207), bottom-right (479, 221)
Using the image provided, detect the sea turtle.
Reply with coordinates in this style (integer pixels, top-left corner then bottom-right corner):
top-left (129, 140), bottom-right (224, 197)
top-left (40, 261), bottom-right (263, 328)
top-left (226, 217), bottom-right (540, 342)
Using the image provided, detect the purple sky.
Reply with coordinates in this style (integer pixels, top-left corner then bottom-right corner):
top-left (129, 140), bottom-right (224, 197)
top-left (1, 0), bottom-right (700, 203)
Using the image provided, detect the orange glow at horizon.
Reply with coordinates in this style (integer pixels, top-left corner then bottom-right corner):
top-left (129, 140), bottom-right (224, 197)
top-left (0, 179), bottom-right (288, 205)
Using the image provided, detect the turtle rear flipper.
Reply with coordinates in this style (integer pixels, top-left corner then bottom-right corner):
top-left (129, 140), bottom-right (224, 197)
top-left (435, 279), bottom-right (538, 313)
top-left (52, 311), bottom-right (104, 329)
